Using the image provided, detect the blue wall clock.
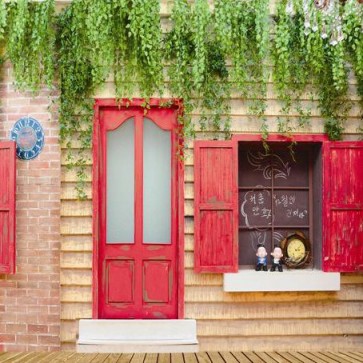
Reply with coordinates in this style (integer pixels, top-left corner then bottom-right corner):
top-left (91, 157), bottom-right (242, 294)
top-left (10, 117), bottom-right (45, 160)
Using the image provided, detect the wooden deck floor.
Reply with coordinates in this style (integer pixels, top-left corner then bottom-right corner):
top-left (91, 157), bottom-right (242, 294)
top-left (0, 351), bottom-right (363, 363)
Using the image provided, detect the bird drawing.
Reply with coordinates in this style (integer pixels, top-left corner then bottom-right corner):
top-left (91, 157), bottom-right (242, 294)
top-left (247, 151), bottom-right (291, 179)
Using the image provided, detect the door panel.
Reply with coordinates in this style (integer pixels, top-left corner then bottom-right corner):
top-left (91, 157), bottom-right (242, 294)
top-left (143, 260), bottom-right (171, 303)
top-left (106, 259), bottom-right (134, 303)
top-left (98, 107), bottom-right (179, 319)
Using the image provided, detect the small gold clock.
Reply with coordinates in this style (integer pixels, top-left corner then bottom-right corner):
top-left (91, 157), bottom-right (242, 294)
top-left (286, 238), bottom-right (306, 263)
top-left (280, 232), bottom-right (311, 268)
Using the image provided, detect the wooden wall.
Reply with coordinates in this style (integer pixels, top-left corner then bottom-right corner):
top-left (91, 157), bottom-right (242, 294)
top-left (60, 91), bottom-right (363, 352)
top-left (59, 1), bottom-right (363, 351)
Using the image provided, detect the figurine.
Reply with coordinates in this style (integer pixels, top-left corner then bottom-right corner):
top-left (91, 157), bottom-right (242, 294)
top-left (270, 246), bottom-right (283, 272)
top-left (255, 245), bottom-right (268, 271)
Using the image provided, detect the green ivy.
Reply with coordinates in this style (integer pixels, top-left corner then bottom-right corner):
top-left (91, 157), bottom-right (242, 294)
top-left (7, 0), bottom-right (55, 92)
top-left (128, 0), bottom-right (163, 97)
top-left (86, 0), bottom-right (114, 88)
top-left (0, 0), bottom-right (6, 67)
top-left (57, 0), bottom-right (94, 199)
top-left (165, 0), bottom-right (194, 136)
top-left (0, 0), bottom-right (6, 40)
top-left (1, 0), bottom-right (363, 195)
top-left (166, 0), bottom-right (231, 138)
top-left (343, 0), bottom-right (363, 133)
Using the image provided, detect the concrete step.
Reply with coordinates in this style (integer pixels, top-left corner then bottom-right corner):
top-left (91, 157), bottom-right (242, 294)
top-left (77, 319), bottom-right (198, 353)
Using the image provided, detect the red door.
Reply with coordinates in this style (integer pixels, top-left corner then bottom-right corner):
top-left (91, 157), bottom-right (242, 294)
top-left (96, 103), bottom-right (180, 319)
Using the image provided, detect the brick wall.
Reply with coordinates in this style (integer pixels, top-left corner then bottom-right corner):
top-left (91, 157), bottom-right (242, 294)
top-left (0, 62), bottom-right (61, 351)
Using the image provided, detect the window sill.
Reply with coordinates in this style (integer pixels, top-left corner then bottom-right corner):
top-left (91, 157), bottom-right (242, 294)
top-left (224, 267), bottom-right (340, 292)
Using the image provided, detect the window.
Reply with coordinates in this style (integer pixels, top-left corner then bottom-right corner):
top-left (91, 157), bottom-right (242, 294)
top-left (238, 142), bottom-right (321, 269)
top-left (194, 135), bottom-right (363, 280)
top-left (0, 141), bottom-right (16, 274)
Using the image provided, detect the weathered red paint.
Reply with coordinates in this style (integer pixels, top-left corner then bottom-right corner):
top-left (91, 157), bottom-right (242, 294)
top-left (323, 142), bottom-right (363, 272)
top-left (92, 103), bottom-right (100, 318)
top-left (194, 141), bottom-right (238, 273)
top-left (0, 141), bottom-right (16, 274)
top-left (93, 99), bottom-right (184, 319)
top-left (199, 134), bottom-right (363, 274)
top-left (232, 133), bottom-right (329, 143)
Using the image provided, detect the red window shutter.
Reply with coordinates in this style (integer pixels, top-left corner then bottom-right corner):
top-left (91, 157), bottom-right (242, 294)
top-left (0, 141), bottom-right (16, 274)
top-left (323, 141), bottom-right (363, 272)
top-left (194, 141), bottom-right (238, 273)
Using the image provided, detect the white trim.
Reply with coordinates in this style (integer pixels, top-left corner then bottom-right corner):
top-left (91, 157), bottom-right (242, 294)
top-left (224, 268), bottom-right (340, 292)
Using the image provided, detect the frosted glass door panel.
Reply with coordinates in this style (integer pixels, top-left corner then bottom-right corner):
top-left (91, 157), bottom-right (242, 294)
top-left (107, 118), bottom-right (134, 244)
top-left (143, 118), bottom-right (171, 244)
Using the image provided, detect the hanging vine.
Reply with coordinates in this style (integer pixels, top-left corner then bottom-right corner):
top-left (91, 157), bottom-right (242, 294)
top-left (128, 0), bottom-right (163, 97)
top-left (164, 0), bottom-right (194, 136)
top-left (6, 0), bottom-right (55, 92)
top-left (0, 0), bottom-right (6, 67)
top-left (273, 0), bottom-right (312, 135)
top-left (86, 0), bottom-right (114, 88)
top-left (0, 0), bottom-right (6, 39)
top-left (166, 0), bottom-right (231, 137)
top-left (343, 0), bottom-right (363, 133)
top-left (1, 0), bottom-right (363, 195)
top-left (57, 0), bottom-right (95, 199)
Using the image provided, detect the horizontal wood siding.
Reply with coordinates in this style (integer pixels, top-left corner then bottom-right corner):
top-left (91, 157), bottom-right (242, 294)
top-left (60, 1), bottom-right (363, 351)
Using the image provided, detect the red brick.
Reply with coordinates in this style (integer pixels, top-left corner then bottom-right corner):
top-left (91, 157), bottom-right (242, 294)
top-left (37, 315), bottom-right (59, 324)
top-left (27, 325), bottom-right (48, 334)
top-left (4, 344), bottom-right (29, 351)
top-left (6, 289), bottom-right (27, 297)
top-left (16, 314), bottom-right (38, 324)
top-left (0, 281), bottom-right (16, 288)
top-left (16, 265), bottom-right (39, 274)
top-left (7, 98), bottom-right (30, 106)
top-left (16, 334), bottom-right (38, 344)
top-left (6, 324), bottom-right (27, 334)
top-left (17, 282), bottom-right (39, 289)
top-left (29, 97), bottom-right (49, 105)
top-left (17, 297), bottom-right (38, 306)
top-left (38, 282), bottom-right (59, 290)
top-left (0, 334), bottom-right (16, 343)
top-left (38, 336), bottom-right (59, 346)
top-left (27, 305), bottom-right (48, 314)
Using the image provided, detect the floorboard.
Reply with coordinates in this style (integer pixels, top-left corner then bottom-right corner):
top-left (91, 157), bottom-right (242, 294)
top-left (218, 352), bottom-right (239, 363)
top-left (265, 352), bottom-right (296, 363)
top-left (195, 352), bottom-right (211, 363)
top-left (1, 351), bottom-right (363, 363)
top-left (183, 353), bottom-right (198, 363)
top-left (171, 353), bottom-right (184, 363)
top-left (157, 353), bottom-right (171, 363)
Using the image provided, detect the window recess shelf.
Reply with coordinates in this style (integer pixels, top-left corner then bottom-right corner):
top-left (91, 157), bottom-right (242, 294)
top-left (224, 268), bottom-right (340, 292)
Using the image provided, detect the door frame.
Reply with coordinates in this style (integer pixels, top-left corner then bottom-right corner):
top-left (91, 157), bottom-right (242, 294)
top-left (92, 98), bottom-right (185, 319)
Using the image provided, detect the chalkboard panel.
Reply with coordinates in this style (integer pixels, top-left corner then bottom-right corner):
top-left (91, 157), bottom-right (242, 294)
top-left (274, 190), bottom-right (309, 226)
top-left (239, 145), bottom-right (309, 188)
top-left (239, 190), bottom-right (272, 228)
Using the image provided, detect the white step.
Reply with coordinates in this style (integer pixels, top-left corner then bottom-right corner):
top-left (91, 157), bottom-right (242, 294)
top-left (77, 319), bottom-right (198, 353)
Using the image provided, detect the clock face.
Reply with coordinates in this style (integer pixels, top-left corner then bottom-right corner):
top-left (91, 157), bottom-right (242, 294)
top-left (287, 238), bottom-right (306, 262)
top-left (10, 117), bottom-right (44, 160)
